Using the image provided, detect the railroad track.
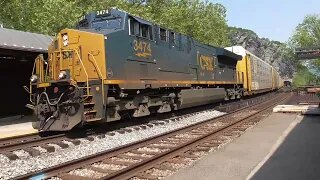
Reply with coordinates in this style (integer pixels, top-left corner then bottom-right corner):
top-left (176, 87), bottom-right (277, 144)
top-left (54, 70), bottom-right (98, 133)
top-left (0, 92), bottom-right (277, 161)
top-left (17, 92), bottom-right (291, 180)
top-left (0, 133), bottom-right (79, 160)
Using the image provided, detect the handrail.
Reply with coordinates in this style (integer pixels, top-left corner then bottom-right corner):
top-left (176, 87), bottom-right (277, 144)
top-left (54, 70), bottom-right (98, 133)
top-left (88, 52), bottom-right (105, 105)
top-left (29, 60), bottom-right (37, 103)
top-left (29, 55), bottom-right (46, 103)
top-left (46, 57), bottom-right (50, 81)
top-left (75, 49), bottom-right (90, 97)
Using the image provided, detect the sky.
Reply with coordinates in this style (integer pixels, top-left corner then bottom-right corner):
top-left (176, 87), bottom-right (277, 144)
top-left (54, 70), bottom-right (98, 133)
top-left (211, 0), bottom-right (320, 42)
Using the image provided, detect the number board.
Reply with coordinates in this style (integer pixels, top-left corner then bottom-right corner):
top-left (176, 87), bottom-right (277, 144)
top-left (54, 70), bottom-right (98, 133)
top-left (96, 9), bottom-right (110, 16)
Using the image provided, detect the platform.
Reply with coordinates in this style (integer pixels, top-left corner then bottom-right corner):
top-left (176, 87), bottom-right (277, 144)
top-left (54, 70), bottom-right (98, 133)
top-left (273, 104), bottom-right (320, 115)
top-left (0, 116), bottom-right (37, 139)
top-left (167, 113), bottom-right (320, 180)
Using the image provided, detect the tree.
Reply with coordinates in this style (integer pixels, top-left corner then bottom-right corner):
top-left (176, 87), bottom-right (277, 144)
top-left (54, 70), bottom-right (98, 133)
top-left (290, 14), bottom-right (320, 85)
top-left (0, 0), bottom-right (229, 47)
top-left (291, 14), bottom-right (320, 48)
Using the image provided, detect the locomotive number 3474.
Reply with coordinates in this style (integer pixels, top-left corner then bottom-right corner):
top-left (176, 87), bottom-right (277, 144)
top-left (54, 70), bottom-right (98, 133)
top-left (133, 40), bottom-right (152, 58)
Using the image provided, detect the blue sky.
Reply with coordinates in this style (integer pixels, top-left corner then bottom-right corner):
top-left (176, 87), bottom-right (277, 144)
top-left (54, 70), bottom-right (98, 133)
top-left (211, 0), bottom-right (320, 42)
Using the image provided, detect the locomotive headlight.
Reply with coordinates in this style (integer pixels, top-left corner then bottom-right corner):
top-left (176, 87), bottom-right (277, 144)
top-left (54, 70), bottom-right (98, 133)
top-left (62, 34), bottom-right (68, 46)
top-left (30, 75), bottom-right (38, 83)
top-left (58, 71), bottom-right (67, 80)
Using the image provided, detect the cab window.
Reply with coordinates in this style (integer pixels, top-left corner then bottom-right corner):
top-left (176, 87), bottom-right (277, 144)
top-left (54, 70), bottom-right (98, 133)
top-left (160, 28), bottom-right (167, 41)
top-left (170, 31), bottom-right (175, 44)
top-left (129, 18), bottom-right (153, 40)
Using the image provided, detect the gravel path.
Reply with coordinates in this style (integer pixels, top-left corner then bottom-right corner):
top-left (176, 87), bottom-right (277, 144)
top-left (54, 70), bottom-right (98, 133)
top-left (0, 110), bottom-right (225, 180)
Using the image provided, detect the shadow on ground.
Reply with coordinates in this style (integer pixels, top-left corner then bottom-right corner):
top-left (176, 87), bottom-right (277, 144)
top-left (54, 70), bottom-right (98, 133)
top-left (252, 115), bottom-right (320, 180)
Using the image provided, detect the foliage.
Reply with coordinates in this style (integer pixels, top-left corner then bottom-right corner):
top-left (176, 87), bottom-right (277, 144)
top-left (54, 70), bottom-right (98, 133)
top-left (290, 14), bottom-right (320, 85)
top-left (290, 14), bottom-right (320, 48)
top-left (292, 64), bottom-right (318, 87)
top-left (0, 0), bottom-right (229, 46)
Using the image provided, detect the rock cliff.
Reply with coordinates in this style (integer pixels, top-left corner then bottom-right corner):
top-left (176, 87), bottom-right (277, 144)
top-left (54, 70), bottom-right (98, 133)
top-left (229, 27), bottom-right (295, 79)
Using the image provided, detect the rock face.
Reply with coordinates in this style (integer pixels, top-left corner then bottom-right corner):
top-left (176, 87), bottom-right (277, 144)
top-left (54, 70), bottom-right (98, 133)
top-left (229, 27), bottom-right (295, 79)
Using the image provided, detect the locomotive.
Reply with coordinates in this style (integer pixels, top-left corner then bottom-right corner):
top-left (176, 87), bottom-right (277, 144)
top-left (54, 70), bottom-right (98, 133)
top-left (26, 8), bottom-right (280, 132)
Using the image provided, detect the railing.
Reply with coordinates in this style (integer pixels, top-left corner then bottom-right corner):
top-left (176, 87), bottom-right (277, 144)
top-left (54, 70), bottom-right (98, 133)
top-left (74, 49), bottom-right (91, 97)
top-left (29, 48), bottom-right (104, 105)
top-left (28, 55), bottom-right (46, 103)
top-left (88, 52), bottom-right (105, 105)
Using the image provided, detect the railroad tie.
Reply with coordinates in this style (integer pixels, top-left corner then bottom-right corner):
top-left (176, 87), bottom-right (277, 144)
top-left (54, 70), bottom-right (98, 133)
top-left (24, 148), bottom-right (41, 157)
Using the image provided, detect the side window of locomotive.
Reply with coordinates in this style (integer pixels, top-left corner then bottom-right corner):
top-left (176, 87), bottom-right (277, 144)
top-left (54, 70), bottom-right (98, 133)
top-left (170, 31), bottom-right (176, 45)
top-left (160, 28), bottom-right (167, 41)
top-left (129, 18), bottom-right (153, 40)
top-left (141, 24), bottom-right (153, 40)
top-left (130, 19), bottom-right (140, 36)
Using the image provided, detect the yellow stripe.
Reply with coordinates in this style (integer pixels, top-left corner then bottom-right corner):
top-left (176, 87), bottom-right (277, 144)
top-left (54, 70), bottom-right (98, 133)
top-left (104, 80), bottom-right (238, 85)
top-left (38, 83), bottom-right (50, 88)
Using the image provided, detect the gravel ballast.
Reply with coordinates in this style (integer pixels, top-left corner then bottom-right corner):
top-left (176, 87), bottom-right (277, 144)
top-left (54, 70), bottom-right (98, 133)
top-left (0, 110), bottom-right (225, 180)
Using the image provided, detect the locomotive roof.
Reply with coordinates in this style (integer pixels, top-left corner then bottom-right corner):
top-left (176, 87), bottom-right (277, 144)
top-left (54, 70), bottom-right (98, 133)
top-left (81, 8), bottom-right (242, 62)
top-left (0, 27), bottom-right (53, 53)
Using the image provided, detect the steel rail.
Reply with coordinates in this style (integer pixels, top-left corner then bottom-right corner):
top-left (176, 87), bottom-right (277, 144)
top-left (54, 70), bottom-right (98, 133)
top-left (104, 93), bottom-right (291, 180)
top-left (0, 134), bottom-right (65, 153)
top-left (16, 93), bottom-right (291, 180)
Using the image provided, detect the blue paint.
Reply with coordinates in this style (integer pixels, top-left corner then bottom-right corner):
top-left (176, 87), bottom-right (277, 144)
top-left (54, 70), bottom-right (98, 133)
top-left (30, 173), bottom-right (46, 180)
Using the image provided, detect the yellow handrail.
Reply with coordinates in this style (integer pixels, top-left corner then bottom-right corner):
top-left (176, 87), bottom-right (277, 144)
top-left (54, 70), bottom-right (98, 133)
top-left (75, 49), bottom-right (90, 97)
top-left (88, 52), bottom-right (105, 105)
top-left (29, 60), bottom-right (37, 103)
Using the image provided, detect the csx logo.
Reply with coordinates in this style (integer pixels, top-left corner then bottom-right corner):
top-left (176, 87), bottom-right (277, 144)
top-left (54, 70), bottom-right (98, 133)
top-left (198, 54), bottom-right (215, 71)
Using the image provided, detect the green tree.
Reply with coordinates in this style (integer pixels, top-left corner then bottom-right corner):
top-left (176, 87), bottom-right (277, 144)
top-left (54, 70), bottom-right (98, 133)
top-left (291, 14), bottom-right (320, 48)
top-left (0, 0), bottom-right (229, 46)
top-left (290, 14), bottom-right (320, 85)
top-left (292, 64), bottom-right (317, 87)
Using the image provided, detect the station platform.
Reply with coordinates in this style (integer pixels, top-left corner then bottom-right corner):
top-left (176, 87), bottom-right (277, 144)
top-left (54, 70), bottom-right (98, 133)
top-left (0, 116), bottom-right (37, 139)
top-left (167, 112), bottom-right (320, 180)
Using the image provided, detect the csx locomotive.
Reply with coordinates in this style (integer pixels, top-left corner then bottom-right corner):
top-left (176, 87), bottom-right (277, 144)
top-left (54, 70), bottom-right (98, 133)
top-left (27, 8), bottom-right (281, 132)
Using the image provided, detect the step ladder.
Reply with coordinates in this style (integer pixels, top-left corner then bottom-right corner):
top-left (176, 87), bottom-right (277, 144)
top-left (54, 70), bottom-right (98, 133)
top-left (79, 85), bottom-right (101, 122)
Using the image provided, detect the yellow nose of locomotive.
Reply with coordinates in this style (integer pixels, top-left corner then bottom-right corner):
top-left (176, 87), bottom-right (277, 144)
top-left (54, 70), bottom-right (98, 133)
top-left (29, 29), bottom-right (107, 131)
top-left (48, 29), bottom-right (107, 84)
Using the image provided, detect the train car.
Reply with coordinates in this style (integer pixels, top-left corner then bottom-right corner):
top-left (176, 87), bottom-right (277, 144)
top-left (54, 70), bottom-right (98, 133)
top-left (272, 67), bottom-right (281, 89)
top-left (27, 8), bottom-right (243, 132)
top-left (226, 46), bottom-right (281, 95)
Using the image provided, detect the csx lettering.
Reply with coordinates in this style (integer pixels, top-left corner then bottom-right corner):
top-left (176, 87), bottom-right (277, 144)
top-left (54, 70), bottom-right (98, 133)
top-left (198, 55), bottom-right (214, 71)
top-left (133, 40), bottom-right (152, 58)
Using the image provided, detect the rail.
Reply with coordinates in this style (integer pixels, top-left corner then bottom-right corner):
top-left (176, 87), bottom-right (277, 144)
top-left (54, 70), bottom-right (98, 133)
top-left (15, 92), bottom-right (290, 180)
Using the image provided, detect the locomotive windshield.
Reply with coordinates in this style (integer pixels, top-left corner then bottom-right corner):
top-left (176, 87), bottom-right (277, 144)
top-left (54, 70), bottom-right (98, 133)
top-left (78, 19), bottom-right (89, 28)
